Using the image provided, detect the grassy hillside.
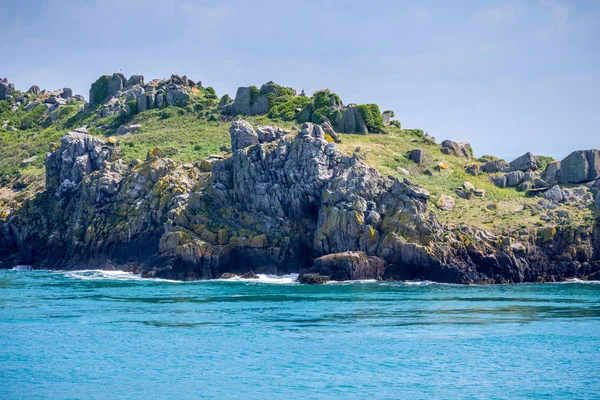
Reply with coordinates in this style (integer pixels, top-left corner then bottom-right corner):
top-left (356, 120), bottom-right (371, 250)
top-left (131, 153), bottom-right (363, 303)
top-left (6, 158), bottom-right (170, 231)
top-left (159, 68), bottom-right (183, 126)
top-left (0, 85), bottom-right (595, 236)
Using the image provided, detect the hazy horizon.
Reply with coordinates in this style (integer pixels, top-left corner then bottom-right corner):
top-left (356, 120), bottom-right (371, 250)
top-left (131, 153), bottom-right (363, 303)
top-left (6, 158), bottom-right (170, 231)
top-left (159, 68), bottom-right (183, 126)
top-left (1, 0), bottom-right (598, 160)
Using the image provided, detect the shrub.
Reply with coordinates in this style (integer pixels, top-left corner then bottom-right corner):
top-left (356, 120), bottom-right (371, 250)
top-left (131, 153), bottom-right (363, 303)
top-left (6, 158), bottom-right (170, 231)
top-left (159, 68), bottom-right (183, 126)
top-left (313, 90), bottom-right (333, 110)
top-left (538, 155), bottom-right (555, 171)
top-left (356, 104), bottom-right (384, 133)
top-left (390, 120), bottom-right (401, 129)
top-left (249, 86), bottom-right (261, 104)
top-left (311, 106), bottom-right (330, 124)
top-left (205, 87), bottom-right (217, 99)
top-left (267, 96), bottom-right (311, 121)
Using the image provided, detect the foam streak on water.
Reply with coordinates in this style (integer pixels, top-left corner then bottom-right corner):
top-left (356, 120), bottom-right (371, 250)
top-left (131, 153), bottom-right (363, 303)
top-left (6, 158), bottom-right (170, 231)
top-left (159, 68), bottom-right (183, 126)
top-left (1, 269), bottom-right (599, 399)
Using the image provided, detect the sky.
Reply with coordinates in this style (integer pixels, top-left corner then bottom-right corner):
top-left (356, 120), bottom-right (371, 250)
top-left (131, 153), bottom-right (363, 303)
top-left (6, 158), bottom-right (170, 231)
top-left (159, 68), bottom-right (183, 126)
top-left (0, 0), bottom-right (598, 160)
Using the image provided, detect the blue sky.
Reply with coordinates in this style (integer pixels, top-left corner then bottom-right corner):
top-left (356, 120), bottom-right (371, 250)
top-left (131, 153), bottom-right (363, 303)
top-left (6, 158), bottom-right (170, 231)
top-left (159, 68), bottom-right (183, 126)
top-left (1, 0), bottom-right (598, 159)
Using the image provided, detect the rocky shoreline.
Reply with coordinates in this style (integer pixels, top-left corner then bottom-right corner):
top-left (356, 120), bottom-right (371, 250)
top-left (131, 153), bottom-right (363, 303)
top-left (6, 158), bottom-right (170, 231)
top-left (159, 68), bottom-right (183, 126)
top-left (1, 74), bottom-right (600, 284)
top-left (1, 117), bottom-right (599, 284)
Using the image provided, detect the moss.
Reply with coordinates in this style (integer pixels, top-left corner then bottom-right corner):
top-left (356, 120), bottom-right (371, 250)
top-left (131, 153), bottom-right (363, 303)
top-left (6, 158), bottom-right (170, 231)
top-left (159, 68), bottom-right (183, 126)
top-left (356, 104), bottom-right (385, 133)
top-left (324, 134), bottom-right (335, 143)
top-left (313, 90), bottom-right (333, 109)
top-left (127, 100), bottom-right (137, 115)
top-left (248, 86), bottom-right (261, 105)
top-left (90, 75), bottom-right (110, 105)
top-left (267, 96), bottom-right (311, 121)
top-left (311, 106), bottom-right (330, 124)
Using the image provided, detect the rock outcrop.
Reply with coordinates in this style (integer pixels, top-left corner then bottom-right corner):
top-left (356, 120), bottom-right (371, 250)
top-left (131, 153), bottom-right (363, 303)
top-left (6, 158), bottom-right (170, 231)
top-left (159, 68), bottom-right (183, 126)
top-left (1, 78), bottom-right (15, 100)
top-left (301, 251), bottom-right (387, 281)
top-left (558, 150), bottom-right (600, 184)
top-left (1, 120), bottom-right (599, 284)
top-left (89, 73), bottom-right (197, 118)
top-left (441, 140), bottom-right (471, 158)
top-left (510, 152), bottom-right (540, 172)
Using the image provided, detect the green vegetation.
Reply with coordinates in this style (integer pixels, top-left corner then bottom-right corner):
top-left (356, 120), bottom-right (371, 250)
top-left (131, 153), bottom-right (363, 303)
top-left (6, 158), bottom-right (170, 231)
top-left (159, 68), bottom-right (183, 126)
top-left (89, 75), bottom-right (110, 105)
top-left (249, 86), bottom-right (261, 105)
top-left (356, 104), bottom-right (384, 133)
top-left (267, 96), bottom-right (311, 121)
top-left (0, 79), bottom-right (593, 238)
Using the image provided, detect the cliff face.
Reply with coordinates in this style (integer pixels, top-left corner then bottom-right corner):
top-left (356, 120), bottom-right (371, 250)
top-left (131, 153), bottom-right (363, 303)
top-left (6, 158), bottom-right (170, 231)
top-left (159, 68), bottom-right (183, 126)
top-left (1, 119), bottom-right (599, 283)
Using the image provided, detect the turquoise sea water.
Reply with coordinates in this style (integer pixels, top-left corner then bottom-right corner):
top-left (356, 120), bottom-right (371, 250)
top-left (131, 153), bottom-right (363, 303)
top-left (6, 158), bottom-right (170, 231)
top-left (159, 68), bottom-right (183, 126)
top-left (1, 270), bottom-right (599, 399)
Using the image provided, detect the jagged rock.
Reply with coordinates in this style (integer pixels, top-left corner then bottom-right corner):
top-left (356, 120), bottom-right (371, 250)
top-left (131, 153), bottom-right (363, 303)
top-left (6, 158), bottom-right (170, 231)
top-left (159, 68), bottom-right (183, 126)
top-left (544, 185), bottom-right (563, 202)
top-left (230, 120), bottom-right (258, 151)
top-left (542, 161), bottom-right (560, 186)
top-left (465, 163), bottom-right (480, 176)
top-left (298, 273), bottom-right (330, 284)
top-left (510, 152), bottom-right (540, 171)
top-left (506, 171), bottom-right (524, 187)
top-left (240, 270), bottom-right (259, 279)
top-left (493, 175), bottom-right (507, 188)
top-left (166, 86), bottom-right (188, 106)
top-left (558, 150), bottom-right (600, 184)
top-left (381, 111), bottom-right (393, 125)
top-left (44, 97), bottom-right (67, 106)
top-left (27, 85), bottom-right (41, 95)
top-left (136, 92), bottom-right (147, 112)
top-left (229, 85), bottom-right (269, 116)
top-left (440, 140), bottom-right (471, 158)
top-left (308, 251), bottom-right (387, 281)
top-left (340, 106), bottom-right (368, 134)
top-left (533, 178), bottom-right (549, 189)
top-left (474, 188), bottom-right (486, 198)
top-left (60, 88), bottom-right (73, 99)
top-left (170, 74), bottom-right (189, 86)
top-left (320, 118), bottom-right (341, 143)
top-left (219, 273), bottom-right (238, 279)
top-left (256, 126), bottom-right (288, 143)
top-left (0, 78), bottom-right (14, 100)
top-left (126, 75), bottom-right (144, 88)
top-left (481, 159), bottom-right (509, 173)
top-left (437, 195), bottom-right (455, 211)
top-left (3, 117), bottom-right (599, 285)
top-left (409, 148), bottom-right (425, 164)
top-left (108, 73), bottom-right (126, 99)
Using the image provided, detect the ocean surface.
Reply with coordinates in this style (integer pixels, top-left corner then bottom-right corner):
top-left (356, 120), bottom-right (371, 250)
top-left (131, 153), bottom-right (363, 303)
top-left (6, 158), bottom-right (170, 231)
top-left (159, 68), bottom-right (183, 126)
top-left (1, 270), bottom-right (599, 399)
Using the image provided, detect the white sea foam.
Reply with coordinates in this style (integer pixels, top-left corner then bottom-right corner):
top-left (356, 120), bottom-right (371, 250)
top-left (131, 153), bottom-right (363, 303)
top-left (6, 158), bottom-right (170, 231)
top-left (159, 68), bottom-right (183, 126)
top-left (216, 273), bottom-right (299, 284)
top-left (561, 278), bottom-right (600, 285)
top-left (11, 265), bottom-right (32, 270)
top-left (59, 269), bottom-right (143, 281)
top-left (401, 280), bottom-right (436, 286)
top-left (325, 279), bottom-right (378, 285)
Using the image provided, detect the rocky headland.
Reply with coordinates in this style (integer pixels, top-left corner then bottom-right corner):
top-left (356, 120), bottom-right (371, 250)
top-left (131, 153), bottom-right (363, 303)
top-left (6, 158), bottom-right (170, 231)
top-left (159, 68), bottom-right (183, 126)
top-left (1, 73), bottom-right (599, 283)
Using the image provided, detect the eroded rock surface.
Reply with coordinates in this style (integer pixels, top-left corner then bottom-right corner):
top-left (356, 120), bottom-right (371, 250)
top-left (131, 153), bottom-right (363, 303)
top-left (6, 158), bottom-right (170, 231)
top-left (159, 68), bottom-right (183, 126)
top-left (1, 120), bottom-right (599, 284)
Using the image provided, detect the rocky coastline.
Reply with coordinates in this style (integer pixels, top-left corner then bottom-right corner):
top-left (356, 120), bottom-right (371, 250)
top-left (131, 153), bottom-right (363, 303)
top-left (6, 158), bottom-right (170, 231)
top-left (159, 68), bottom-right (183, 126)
top-left (1, 74), bottom-right (599, 284)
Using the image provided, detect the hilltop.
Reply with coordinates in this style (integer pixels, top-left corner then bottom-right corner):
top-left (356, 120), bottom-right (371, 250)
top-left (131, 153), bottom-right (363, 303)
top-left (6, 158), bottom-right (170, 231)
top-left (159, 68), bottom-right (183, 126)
top-left (0, 73), bottom-right (599, 283)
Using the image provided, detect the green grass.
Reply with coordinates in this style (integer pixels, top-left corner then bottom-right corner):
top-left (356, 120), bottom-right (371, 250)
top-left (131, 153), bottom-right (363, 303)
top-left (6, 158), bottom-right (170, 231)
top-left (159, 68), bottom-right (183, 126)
top-left (337, 126), bottom-right (594, 233)
top-left (0, 96), bottom-right (594, 236)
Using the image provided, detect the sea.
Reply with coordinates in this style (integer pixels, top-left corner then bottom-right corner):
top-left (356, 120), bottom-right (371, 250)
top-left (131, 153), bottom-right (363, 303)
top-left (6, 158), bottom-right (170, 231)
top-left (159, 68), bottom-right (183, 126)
top-left (1, 269), bottom-right (599, 399)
